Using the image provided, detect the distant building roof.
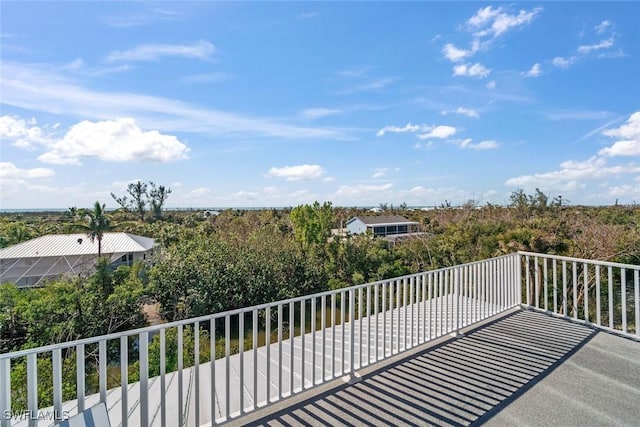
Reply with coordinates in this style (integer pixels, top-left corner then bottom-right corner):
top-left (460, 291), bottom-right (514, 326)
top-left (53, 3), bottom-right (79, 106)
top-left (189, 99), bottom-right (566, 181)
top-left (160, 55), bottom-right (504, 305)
top-left (0, 233), bottom-right (155, 259)
top-left (348, 215), bottom-right (418, 226)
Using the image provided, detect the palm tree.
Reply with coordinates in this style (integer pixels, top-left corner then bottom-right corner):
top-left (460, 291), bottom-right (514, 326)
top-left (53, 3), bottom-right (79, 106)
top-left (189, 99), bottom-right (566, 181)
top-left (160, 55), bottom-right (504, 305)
top-left (85, 201), bottom-right (111, 257)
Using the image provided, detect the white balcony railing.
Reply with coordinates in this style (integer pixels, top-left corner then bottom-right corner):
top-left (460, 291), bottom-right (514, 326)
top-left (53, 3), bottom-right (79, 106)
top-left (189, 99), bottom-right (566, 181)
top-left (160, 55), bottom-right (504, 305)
top-left (1, 252), bottom-right (637, 426)
top-left (519, 251), bottom-right (640, 338)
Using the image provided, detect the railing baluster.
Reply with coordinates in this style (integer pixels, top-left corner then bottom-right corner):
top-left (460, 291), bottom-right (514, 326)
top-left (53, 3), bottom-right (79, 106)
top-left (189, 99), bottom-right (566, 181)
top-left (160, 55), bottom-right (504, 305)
top-left (289, 301), bottom-right (294, 394)
top-left (635, 270), bottom-right (640, 338)
top-left (52, 348), bottom-right (62, 424)
top-left (301, 299), bottom-right (306, 388)
top-left (265, 306), bottom-right (271, 404)
top-left (340, 292), bottom-right (345, 374)
top-left (177, 325), bottom-right (184, 425)
top-left (562, 261), bottom-right (568, 316)
top-left (366, 285), bottom-right (371, 364)
top-left (321, 295), bottom-right (326, 381)
top-left (573, 262), bottom-right (578, 319)
top-left (438, 271), bottom-right (443, 336)
top-left (139, 332), bottom-right (149, 427)
top-left (390, 280), bottom-right (395, 354)
top-left (239, 314), bottom-right (245, 412)
top-left (584, 263), bottom-right (589, 323)
top-left (0, 358), bottom-right (10, 427)
top-left (409, 276), bottom-right (419, 348)
top-left (608, 267), bottom-right (614, 329)
top-left (253, 309), bottom-right (258, 405)
top-left (375, 284), bottom-right (380, 361)
top-left (99, 340), bottom-right (107, 405)
top-left (543, 258), bottom-right (548, 311)
top-left (194, 321), bottom-right (201, 423)
top-left (225, 314), bottom-right (231, 418)
top-left (596, 265), bottom-right (602, 327)
top-left (396, 280), bottom-right (401, 352)
top-left (382, 282), bottom-right (386, 358)
top-left (621, 269), bottom-right (627, 334)
top-left (553, 260), bottom-right (558, 314)
top-left (428, 273), bottom-right (433, 341)
top-left (403, 277), bottom-right (408, 351)
top-left (277, 305), bottom-right (282, 399)
top-left (330, 294), bottom-right (335, 378)
top-left (311, 297), bottom-right (316, 386)
top-left (76, 343), bottom-right (85, 413)
top-left (420, 273), bottom-right (427, 343)
top-left (161, 328), bottom-right (167, 427)
top-left (534, 256), bottom-right (540, 309)
top-left (525, 255), bottom-right (531, 306)
top-left (349, 289), bottom-right (355, 375)
top-left (27, 353), bottom-right (37, 427)
top-left (358, 287), bottom-right (363, 367)
top-left (120, 337), bottom-right (128, 427)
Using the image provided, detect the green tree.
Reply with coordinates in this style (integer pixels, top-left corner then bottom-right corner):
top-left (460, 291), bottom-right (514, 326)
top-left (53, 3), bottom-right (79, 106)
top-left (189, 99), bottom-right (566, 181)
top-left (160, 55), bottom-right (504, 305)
top-left (82, 201), bottom-right (111, 257)
top-left (290, 201), bottom-right (333, 251)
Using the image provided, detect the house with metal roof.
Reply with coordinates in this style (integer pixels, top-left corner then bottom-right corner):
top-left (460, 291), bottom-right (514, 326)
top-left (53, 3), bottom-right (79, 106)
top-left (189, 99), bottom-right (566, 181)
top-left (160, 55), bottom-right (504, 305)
top-left (346, 215), bottom-right (421, 238)
top-left (0, 232), bottom-right (156, 287)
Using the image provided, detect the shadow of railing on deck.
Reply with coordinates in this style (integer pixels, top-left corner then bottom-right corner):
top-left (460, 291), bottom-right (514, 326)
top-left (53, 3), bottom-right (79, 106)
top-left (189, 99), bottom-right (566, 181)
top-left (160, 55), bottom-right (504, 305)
top-left (243, 310), bottom-right (595, 426)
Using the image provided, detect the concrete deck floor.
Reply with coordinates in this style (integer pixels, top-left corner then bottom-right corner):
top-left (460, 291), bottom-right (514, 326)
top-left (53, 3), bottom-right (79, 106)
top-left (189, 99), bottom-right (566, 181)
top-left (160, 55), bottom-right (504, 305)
top-left (238, 309), bottom-right (640, 427)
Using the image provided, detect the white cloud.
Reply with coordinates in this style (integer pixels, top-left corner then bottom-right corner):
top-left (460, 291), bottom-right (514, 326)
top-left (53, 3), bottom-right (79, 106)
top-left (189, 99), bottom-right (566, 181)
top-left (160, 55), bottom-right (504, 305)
top-left (468, 6), bottom-right (542, 39)
top-left (300, 108), bottom-right (342, 120)
top-left (506, 156), bottom-right (640, 189)
top-left (0, 115), bottom-right (54, 148)
top-left (0, 162), bottom-right (55, 179)
top-left (578, 38), bottom-right (614, 54)
top-left (486, 80), bottom-right (496, 89)
top-left (376, 123), bottom-right (426, 137)
top-left (454, 107), bottom-right (479, 118)
top-left (338, 77), bottom-right (396, 94)
top-left (599, 112), bottom-right (640, 157)
top-left (1, 62), bottom-right (344, 141)
top-left (37, 118), bottom-right (189, 165)
top-left (267, 164), bottom-right (325, 181)
top-left (442, 43), bottom-right (476, 62)
top-left (105, 40), bottom-right (215, 62)
top-left (231, 190), bottom-right (259, 200)
top-left (595, 20), bottom-right (611, 34)
top-left (460, 139), bottom-right (499, 150)
top-left (453, 63), bottom-right (490, 78)
top-left (189, 187), bottom-right (211, 197)
top-left (521, 63), bottom-right (541, 77)
top-left (552, 56), bottom-right (574, 69)
top-left (418, 125), bottom-right (457, 140)
top-left (372, 167), bottom-right (388, 179)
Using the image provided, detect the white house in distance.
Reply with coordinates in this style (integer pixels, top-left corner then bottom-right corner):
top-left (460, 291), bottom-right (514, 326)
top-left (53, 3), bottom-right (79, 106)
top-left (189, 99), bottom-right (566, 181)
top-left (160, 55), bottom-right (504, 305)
top-left (0, 232), bottom-right (156, 288)
top-left (346, 215), bottom-right (421, 239)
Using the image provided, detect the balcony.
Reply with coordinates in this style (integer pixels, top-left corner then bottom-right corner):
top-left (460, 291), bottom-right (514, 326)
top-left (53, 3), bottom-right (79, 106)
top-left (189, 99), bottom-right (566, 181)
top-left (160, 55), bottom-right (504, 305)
top-left (1, 252), bottom-right (639, 426)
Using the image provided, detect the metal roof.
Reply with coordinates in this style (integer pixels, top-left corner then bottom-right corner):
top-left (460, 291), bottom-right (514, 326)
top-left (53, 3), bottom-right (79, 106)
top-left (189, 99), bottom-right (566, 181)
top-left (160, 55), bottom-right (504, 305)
top-left (0, 232), bottom-right (155, 259)
top-left (348, 215), bottom-right (419, 226)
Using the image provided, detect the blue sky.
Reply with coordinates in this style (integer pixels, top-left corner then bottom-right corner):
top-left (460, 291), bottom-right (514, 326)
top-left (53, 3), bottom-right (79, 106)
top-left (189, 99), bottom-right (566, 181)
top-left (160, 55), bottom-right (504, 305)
top-left (1, 2), bottom-right (639, 209)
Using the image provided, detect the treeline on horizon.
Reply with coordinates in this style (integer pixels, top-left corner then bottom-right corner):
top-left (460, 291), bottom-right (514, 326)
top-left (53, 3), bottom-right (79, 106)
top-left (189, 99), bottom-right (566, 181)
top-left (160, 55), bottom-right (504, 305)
top-left (1, 189), bottom-right (639, 407)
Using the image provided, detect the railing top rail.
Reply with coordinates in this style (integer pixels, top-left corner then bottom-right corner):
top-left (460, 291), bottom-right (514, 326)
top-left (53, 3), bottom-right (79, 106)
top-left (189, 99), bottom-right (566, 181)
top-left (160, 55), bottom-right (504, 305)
top-left (0, 253), bottom-right (518, 360)
top-left (517, 251), bottom-right (640, 270)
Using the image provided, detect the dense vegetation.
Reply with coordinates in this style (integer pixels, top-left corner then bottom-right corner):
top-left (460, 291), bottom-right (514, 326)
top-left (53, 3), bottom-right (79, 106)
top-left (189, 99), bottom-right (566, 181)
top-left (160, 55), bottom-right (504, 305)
top-left (1, 192), bottom-right (639, 408)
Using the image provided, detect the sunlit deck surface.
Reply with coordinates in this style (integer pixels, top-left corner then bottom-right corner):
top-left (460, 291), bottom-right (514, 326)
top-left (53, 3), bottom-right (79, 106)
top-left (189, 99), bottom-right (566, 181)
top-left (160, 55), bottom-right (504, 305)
top-left (235, 310), bottom-right (640, 427)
